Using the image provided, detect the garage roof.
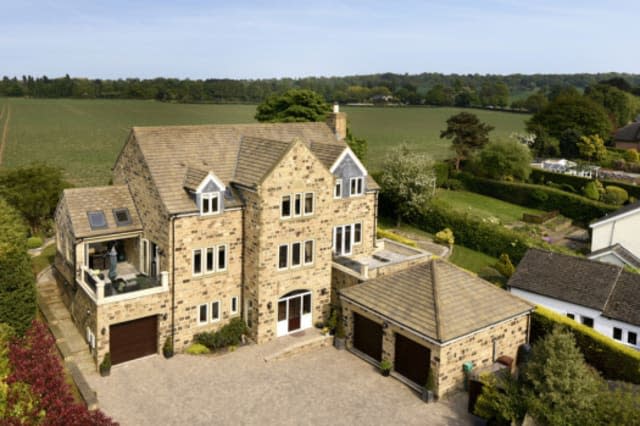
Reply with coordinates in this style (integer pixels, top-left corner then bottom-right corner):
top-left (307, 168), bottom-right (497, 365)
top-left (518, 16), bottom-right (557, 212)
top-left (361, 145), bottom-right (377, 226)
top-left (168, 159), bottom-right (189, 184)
top-left (340, 259), bottom-right (533, 344)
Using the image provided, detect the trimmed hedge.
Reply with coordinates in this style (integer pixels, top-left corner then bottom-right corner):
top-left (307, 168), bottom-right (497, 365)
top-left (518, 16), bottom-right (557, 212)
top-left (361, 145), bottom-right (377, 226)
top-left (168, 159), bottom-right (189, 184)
top-left (376, 229), bottom-right (418, 247)
top-left (530, 168), bottom-right (640, 199)
top-left (194, 318), bottom-right (247, 350)
top-left (459, 174), bottom-right (616, 224)
top-left (409, 200), bottom-right (572, 263)
top-left (530, 306), bottom-right (640, 384)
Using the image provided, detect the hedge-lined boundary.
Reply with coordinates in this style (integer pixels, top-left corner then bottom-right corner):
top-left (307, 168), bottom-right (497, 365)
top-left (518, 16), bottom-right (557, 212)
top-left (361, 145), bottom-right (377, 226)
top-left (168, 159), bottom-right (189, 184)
top-left (408, 200), bottom-right (572, 263)
top-left (530, 168), bottom-right (640, 199)
top-left (530, 305), bottom-right (640, 384)
top-left (376, 229), bottom-right (418, 247)
top-left (459, 174), bottom-right (616, 224)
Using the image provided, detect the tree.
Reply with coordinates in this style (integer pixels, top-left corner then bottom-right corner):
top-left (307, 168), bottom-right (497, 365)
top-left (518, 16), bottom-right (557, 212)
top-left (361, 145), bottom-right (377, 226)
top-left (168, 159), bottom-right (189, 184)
top-left (345, 128), bottom-right (367, 161)
top-left (582, 180), bottom-right (603, 200)
top-left (527, 96), bottom-right (612, 157)
top-left (472, 139), bottom-right (532, 181)
top-left (0, 163), bottom-right (70, 235)
top-left (585, 83), bottom-right (638, 127)
top-left (440, 112), bottom-right (494, 170)
top-left (624, 148), bottom-right (639, 163)
top-left (576, 134), bottom-right (608, 161)
top-left (255, 89), bottom-right (331, 123)
top-left (379, 144), bottom-right (436, 225)
top-left (494, 253), bottom-right (515, 278)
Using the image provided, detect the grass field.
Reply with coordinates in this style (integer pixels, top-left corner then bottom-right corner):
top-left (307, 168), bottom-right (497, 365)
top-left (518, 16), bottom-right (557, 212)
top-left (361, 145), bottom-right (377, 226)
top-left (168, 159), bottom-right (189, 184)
top-left (0, 98), bottom-right (530, 186)
top-left (435, 189), bottom-right (545, 224)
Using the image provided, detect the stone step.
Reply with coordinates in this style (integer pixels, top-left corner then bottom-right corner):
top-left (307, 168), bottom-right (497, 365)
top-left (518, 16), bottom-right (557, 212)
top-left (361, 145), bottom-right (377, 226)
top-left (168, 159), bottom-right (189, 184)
top-left (264, 334), bottom-right (332, 362)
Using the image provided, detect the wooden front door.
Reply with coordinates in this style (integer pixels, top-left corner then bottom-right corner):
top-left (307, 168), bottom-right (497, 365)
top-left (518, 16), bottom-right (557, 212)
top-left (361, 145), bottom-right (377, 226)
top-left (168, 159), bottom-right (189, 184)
top-left (110, 316), bottom-right (158, 365)
top-left (394, 333), bottom-right (431, 386)
top-left (353, 313), bottom-right (383, 361)
top-left (288, 296), bottom-right (301, 331)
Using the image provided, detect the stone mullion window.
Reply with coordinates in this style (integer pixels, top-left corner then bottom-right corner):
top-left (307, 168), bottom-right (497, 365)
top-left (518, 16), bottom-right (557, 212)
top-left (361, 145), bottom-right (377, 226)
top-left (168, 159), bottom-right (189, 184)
top-left (281, 192), bottom-right (314, 219)
top-left (193, 244), bottom-right (227, 276)
top-left (278, 240), bottom-right (315, 270)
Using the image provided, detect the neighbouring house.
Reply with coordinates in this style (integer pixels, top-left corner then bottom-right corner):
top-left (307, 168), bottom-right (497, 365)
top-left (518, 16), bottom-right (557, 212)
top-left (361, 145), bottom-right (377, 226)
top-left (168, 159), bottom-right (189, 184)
top-left (613, 120), bottom-right (640, 150)
top-left (339, 259), bottom-right (534, 397)
top-left (589, 201), bottom-right (640, 269)
top-left (509, 248), bottom-right (640, 350)
top-left (532, 158), bottom-right (600, 178)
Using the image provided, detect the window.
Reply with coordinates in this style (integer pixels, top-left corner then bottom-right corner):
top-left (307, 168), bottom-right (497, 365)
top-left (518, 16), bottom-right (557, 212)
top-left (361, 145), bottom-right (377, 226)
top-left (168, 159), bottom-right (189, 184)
top-left (278, 245), bottom-right (288, 269)
top-left (205, 248), bottom-right (215, 273)
top-left (566, 313), bottom-right (575, 320)
top-left (303, 294), bottom-right (311, 314)
top-left (231, 296), bottom-right (238, 314)
top-left (200, 192), bottom-right (220, 215)
top-left (350, 177), bottom-right (363, 196)
top-left (193, 249), bottom-right (203, 275)
top-left (581, 316), bottom-right (594, 328)
top-left (278, 301), bottom-right (287, 321)
top-left (198, 304), bottom-right (208, 325)
top-left (613, 327), bottom-right (622, 341)
top-left (113, 208), bottom-right (132, 226)
top-left (629, 332), bottom-right (638, 346)
top-left (304, 193), bottom-right (314, 215)
top-left (291, 242), bottom-right (301, 267)
top-left (218, 245), bottom-right (227, 271)
top-left (354, 223), bottom-right (362, 244)
top-left (87, 211), bottom-right (107, 230)
top-left (304, 240), bottom-right (314, 265)
top-left (211, 301), bottom-right (220, 322)
top-left (334, 180), bottom-right (342, 198)
top-left (281, 196), bottom-right (291, 218)
top-left (294, 193), bottom-right (302, 216)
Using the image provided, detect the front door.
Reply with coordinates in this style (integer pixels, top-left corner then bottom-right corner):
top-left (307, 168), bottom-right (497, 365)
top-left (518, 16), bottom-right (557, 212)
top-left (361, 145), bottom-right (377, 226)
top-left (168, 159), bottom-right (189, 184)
top-left (277, 290), bottom-right (312, 336)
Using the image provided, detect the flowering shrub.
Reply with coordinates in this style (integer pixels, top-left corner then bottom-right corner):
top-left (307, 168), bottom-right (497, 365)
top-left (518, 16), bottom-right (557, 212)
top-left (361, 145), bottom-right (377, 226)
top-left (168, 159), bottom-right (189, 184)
top-left (5, 320), bottom-right (117, 425)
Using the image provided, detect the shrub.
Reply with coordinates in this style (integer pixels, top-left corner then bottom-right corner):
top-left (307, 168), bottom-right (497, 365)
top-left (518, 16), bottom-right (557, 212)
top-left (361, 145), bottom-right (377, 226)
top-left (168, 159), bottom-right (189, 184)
top-left (530, 306), bottom-right (640, 383)
top-left (376, 228), bottom-right (417, 247)
top-left (433, 161), bottom-right (450, 186)
top-left (442, 178), bottom-right (464, 190)
top-left (99, 352), bottom-right (111, 373)
top-left (530, 168), bottom-right (640, 199)
top-left (582, 180), bottom-right (601, 200)
top-left (185, 343), bottom-right (210, 355)
top-left (624, 148), bottom-right (639, 163)
top-left (601, 185), bottom-right (628, 205)
top-left (434, 228), bottom-right (455, 246)
top-left (494, 253), bottom-right (515, 278)
top-left (194, 318), bottom-right (247, 350)
top-left (26, 237), bottom-right (43, 249)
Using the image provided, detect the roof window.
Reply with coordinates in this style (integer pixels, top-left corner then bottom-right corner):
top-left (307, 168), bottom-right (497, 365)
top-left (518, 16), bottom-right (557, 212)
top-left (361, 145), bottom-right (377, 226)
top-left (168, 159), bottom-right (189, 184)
top-left (87, 211), bottom-right (107, 230)
top-left (113, 208), bottom-right (132, 226)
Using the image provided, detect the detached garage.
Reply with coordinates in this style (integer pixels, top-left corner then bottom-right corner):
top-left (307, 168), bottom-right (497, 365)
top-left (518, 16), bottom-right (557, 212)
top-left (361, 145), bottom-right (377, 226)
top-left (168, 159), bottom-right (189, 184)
top-left (340, 259), bottom-right (533, 397)
top-left (110, 316), bottom-right (158, 365)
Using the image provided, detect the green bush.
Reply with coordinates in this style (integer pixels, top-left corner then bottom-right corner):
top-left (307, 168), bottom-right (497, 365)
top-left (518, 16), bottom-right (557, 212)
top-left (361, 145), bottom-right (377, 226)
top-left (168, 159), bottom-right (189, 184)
top-left (530, 306), bottom-right (640, 383)
top-left (376, 229), bottom-right (417, 247)
top-left (194, 318), bottom-right (247, 350)
top-left (434, 228), bottom-right (455, 246)
top-left (185, 343), bottom-right (210, 355)
top-left (530, 168), bottom-right (640, 199)
top-left (442, 178), bottom-right (464, 190)
top-left (494, 253), bottom-right (515, 278)
top-left (582, 180), bottom-right (601, 200)
top-left (434, 162), bottom-right (450, 187)
top-left (459, 174), bottom-right (616, 224)
top-left (624, 148), bottom-right (639, 163)
top-left (601, 185), bottom-right (628, 205)
top-left (26, 237), bottom-right (43, 249)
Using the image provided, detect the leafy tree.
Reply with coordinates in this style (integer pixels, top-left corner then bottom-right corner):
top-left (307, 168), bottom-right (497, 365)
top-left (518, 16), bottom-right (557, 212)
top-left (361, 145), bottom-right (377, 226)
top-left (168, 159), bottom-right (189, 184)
top-left (522, 92), bottom-right (548, 113)
top-left (530, 128), bottom-right (560, 158)
top-left (440, 112), bottom-right (494, 170)
top-left (585, 83), bottom-right (639, 127)
top-left (472, 139), bottom-right (532, 181)
top-left (624, 148), bottom-right (639, 163)
top-left (0, 163), bottom-right (70, 235)
top-left (576, 134), bottom-right (608, 161)
top-left (255, 89), bottom-right (331, 123)
top-left (424, 84), bottom-right (454, 106)
top-left (494, 253), bottom-right (515, 278)
top-left (345, 128), bottom-right (367, 161)
top-left (527, 96), bottom-right (613, 155)
top-left (379, 144), bottom-right (436, 225)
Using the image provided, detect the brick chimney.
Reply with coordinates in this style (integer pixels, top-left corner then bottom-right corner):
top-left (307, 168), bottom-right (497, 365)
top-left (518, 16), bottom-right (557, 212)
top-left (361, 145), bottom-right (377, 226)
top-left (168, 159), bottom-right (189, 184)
top-left (326, 103), bottom-right (347, 141)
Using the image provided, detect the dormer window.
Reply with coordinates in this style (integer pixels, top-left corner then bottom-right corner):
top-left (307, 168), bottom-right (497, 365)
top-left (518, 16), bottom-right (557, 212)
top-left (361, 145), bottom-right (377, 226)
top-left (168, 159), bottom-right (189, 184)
top-left (200, 192), bottom-right (220, 215)
top-left (350, 177), bottom-right (364, 197)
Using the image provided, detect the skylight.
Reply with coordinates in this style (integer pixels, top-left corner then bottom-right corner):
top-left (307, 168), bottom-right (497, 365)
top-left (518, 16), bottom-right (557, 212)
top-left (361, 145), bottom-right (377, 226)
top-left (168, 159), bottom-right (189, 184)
top-left (113, 208), bottom-right (132, 226)
top-left (87, 211), bottom-right (107, 230)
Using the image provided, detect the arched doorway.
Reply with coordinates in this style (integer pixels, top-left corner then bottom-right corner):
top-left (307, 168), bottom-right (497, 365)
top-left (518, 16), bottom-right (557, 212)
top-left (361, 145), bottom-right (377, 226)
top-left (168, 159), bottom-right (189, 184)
top-left (277, 290), bottom-right (312, 336)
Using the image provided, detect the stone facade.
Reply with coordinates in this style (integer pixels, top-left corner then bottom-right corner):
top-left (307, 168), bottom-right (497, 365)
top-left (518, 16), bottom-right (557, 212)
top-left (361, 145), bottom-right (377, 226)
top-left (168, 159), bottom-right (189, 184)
top-left (340, 300), bottom-right (530, 398)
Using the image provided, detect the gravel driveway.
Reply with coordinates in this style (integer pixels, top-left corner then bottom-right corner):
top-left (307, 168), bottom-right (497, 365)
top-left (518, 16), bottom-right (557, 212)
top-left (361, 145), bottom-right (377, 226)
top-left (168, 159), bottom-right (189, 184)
top-left (88, 345), bottom-right (473, 425)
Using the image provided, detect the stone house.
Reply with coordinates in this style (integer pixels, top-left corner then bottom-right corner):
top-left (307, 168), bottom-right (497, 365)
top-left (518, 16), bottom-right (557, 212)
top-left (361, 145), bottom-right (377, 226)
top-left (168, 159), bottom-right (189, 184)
top-left (54, 108), bottom-right (533, 396)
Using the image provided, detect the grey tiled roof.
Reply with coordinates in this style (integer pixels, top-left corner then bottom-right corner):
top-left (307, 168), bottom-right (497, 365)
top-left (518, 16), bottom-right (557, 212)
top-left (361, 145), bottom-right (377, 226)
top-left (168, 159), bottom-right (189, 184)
top-left (509, 248), bottom-right (640, 326)
top-left (340, 259), bottom-right (533, 343)
top-left (183, 166), bottom-right (208, 191)
top-left (588, 243), bottom-right (640, 269)
top-left (61, 186), bottom-right (142, 238)
top-left (614, 121), bottom-right (640, 142)
top-left (129, 123), bottom-right (355, 214)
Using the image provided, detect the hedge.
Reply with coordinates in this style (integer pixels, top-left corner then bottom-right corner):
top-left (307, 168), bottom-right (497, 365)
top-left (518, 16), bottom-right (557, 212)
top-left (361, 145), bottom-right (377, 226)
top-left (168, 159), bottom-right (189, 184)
top-left (530, 168), bottom-right (640, 199)
top-left (194, 318), bottom-right (247, 350)
top-left (530, 306), bottom-right (640, 384)
top-left (459, 174), bottom-right (616, 224)
top-left (376, 229), bottom-right (418, 247)
top-left (408, 200), bottom-right (572, 263)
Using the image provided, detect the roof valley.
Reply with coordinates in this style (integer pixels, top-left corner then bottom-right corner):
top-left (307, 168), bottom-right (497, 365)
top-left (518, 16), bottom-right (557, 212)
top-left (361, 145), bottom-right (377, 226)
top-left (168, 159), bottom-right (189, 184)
top-left (431, 260), bottom-right (443, 341)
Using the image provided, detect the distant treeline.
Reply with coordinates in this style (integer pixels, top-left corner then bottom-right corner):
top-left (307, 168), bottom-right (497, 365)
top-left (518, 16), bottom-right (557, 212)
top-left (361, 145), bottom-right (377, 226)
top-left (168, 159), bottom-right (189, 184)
top-left (2, 72), bottom-right (640, 110)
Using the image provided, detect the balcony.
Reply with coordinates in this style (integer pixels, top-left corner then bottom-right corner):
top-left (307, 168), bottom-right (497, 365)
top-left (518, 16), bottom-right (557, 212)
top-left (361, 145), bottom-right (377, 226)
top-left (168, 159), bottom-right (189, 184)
top-left (80, 264), bottom-right (168, 304)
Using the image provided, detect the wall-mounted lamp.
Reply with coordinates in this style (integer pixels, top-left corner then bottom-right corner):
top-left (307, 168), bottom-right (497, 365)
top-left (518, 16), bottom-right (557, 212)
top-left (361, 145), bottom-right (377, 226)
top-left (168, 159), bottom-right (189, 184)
top-left (101, 327), bottom-right (106, 335)
top-left (267, 302), bottom-right (273, 310)
top-left (162, 313), bottom-right (168, 321)
top-left (321, 288), bottom-right (328, 296)
top-left (382, 321), bottom-right (389, 329)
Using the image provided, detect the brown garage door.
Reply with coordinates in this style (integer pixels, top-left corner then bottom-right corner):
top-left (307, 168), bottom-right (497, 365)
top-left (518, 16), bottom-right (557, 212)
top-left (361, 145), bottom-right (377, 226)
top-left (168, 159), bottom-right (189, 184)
top-left (110, 316), bottom-right (158, 365)
top-left (394, 333), bottom-right (431, 386)
top-left (353, 313), bottom-right (383, 361)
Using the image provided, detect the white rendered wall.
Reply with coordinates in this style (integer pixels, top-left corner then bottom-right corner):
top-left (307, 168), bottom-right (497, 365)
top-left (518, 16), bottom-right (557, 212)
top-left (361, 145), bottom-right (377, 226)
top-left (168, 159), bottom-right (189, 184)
top-left (591, 214), bottom-right (640, 258)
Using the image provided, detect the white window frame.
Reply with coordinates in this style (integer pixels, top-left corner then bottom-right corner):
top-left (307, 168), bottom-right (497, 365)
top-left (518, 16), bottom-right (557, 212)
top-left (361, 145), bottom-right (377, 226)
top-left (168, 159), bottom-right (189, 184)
top-left (193, 249), bottom-right (203, 276)
top-left (211, 301), bottom-right (220, 322)
top-left (200, 192), bottom-right (220, 216)
top-left (333, 224), bottom-right (355, 256)
top-left (278, 244), bottom-right (289, 270)
top-left (334, 180), bottom-right (342, 199)
top-left (354, 222), bottom-right (362, 245)
top-left (231, 296), bottom-right (238, 315)
top-left (294, 193), bottom-right (303, 217)
top-left (304, 192), bottom-right (314, 216)
top-left (281, 195), bottom-right (292, 219)
top-left (205, 247), bottom-right (215, 274)
top-left (197, 303), bottom-right (208, 325)
top-left (217, 245), bottom-right (227, 272)
top-left (291, 242), bottom-right (302, 268)
top-left (349, 177), bottom-right (364, 197)
top-left (303, 240), bottom-right (314, 266)
top-left (193, 245), bottom-right (228, 276)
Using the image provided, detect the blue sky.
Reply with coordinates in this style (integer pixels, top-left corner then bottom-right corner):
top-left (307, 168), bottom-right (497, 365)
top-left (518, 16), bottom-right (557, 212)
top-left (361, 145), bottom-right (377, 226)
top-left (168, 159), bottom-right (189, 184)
top-left (2, 0), bottom-right (638, 79)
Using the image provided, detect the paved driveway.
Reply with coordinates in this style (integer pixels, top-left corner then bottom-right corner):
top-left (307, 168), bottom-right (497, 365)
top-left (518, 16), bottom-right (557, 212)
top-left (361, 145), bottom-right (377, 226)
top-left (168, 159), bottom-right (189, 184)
top-left (89, 345), bottom-right (474, 425)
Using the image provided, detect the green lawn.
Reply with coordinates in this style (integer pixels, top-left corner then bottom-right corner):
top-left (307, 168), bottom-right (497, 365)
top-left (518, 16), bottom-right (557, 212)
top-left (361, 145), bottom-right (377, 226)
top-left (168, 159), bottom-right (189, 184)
top-left (449, 245), bottom-right (498, 274)
top-left (0, 98), bottom-right (530, 187)
top-left (31, 244), bottom-right (56, 276)
top-left (435, 189), bottom-right (545, 224)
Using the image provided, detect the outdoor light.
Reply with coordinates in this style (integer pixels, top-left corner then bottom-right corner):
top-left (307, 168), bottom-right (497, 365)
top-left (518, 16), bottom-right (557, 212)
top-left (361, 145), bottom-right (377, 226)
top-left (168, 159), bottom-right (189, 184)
top-left (101, 327), bottom-right (106, 335)
top-left (267, 302), bottom-right (273, 310)
top-left (162, 313), bottom-right (168, 321)
top-left (382, 322), bottom-right (389, 329)
top-left (321, 288), bottom-right (328, 296)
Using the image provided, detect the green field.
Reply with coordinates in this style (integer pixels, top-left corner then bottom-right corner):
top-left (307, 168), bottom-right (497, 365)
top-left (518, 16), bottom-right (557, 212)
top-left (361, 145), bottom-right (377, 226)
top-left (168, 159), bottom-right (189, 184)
top-left (0, 98), bottom-right (530, 186)
top-left (435, 189), bottom-right (545, 224)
